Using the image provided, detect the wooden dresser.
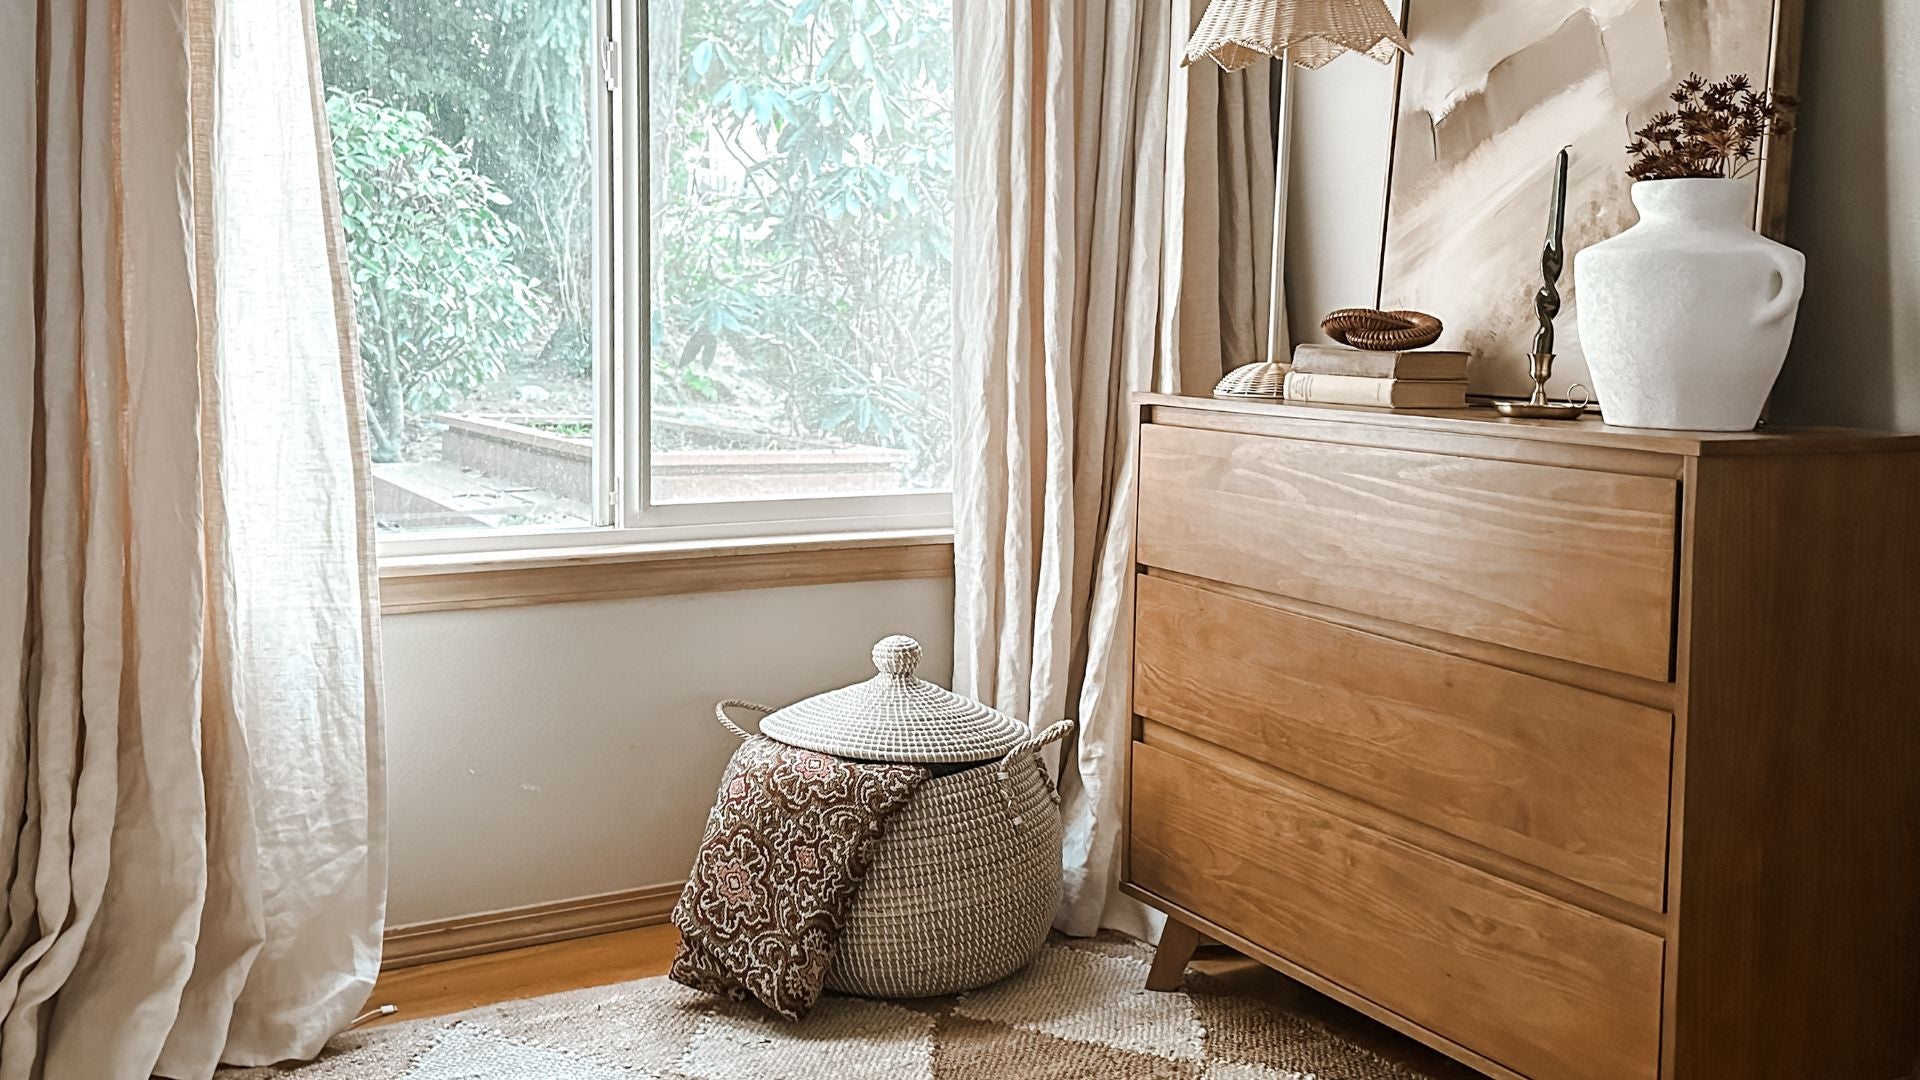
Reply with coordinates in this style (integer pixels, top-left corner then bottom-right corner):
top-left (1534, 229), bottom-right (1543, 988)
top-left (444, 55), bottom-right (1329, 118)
top-left (1123, 394), bottom-right (1920, 1080)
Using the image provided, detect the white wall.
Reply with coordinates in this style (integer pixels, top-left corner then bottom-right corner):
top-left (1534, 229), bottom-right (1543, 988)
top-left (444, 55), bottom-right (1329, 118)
top-left (1284, 8), bottom-right (1920, 429)
top-left (1771, 0), bottom-right (1920, 429)
top-left (1284, 51), bottom-right (1404, 348)
top-left (380, 577), bottom-right (953, 925)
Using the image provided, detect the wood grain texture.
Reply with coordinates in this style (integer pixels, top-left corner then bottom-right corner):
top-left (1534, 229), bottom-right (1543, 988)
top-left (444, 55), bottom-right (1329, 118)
top-left (1144, 567), bottom-right (1677, 712)
top-left (1155, 401), bottom-right (1684, 479)
top-left (1130, 741), bottom-right (1665, 1080)
top-left (1136, 422), bottom-right (1679, 679)
top-left (1134, 573), bottom-right (1673, 910)
top-left (1139, 393), bottom-right (1920, 457)
top-left (1121, 882), bottom-right (1523, 1080)
top-left (379, 531), bottom-right (953, 614)
top-left (1145, 917), bottom-right (1203, 992)
top-left (383, 883), bottom-right (682, 969)
top-left (1664, 451), bottom-right (1920, 1080)
top-left (1139, 720), bottom-right (1665, 935)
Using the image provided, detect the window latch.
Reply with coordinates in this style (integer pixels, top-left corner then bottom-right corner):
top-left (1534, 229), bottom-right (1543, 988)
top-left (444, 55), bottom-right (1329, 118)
top-left (602, 39), bottom-right (619, 92)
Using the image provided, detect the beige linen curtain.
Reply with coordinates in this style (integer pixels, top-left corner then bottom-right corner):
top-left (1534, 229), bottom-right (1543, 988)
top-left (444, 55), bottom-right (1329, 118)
top-left (952, 0), bottom-right (1276, 937)
top-left (0, 1), bottom-right (386, 1076)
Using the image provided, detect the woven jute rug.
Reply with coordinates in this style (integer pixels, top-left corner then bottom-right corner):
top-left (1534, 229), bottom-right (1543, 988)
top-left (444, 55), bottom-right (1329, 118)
top-left (220, 937), bottom-right (1461, 1079)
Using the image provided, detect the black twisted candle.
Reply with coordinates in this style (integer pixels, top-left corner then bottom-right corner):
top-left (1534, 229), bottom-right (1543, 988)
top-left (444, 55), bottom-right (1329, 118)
top-left (1532, 147), bottom-right (1569, 356)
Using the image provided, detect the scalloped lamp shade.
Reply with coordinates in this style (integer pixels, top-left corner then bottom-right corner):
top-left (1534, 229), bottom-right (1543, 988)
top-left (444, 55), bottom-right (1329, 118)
top-left (1182, 0), bottom-right (1410, 71)
top-left (1212, 360), bottom-right (1291, 400)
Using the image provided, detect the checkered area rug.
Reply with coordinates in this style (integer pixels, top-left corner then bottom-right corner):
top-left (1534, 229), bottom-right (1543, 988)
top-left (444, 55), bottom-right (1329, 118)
top-left (219, 937), bottom-right (1440, 1079)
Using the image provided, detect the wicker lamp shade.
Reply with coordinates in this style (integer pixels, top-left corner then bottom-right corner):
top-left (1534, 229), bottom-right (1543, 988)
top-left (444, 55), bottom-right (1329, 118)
top-left (1213, 360), bottom-right (1290, 400)
top-left (1182, 0), bottom-right (1410, 71)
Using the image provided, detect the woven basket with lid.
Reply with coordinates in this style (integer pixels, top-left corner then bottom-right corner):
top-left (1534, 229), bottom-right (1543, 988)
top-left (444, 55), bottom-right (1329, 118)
top-left (715, 635), bottom-right (1072, 998)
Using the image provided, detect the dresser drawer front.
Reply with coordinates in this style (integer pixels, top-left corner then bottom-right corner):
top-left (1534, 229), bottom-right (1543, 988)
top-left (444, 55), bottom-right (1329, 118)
top-left (1134, 573), bottom-right (1673, 909)
top-left (1135, 423), bottom-right (1678, 680)
top-left (1129, 742), bottom-right (1664, 1080)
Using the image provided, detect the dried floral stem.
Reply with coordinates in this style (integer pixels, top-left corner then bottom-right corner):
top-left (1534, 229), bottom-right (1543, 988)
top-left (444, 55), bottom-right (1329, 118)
top-left (1627, 73), bottom-right (1796, 181)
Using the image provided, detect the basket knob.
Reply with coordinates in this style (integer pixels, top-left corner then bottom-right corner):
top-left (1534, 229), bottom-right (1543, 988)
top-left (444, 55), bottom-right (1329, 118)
top-left (872, 635), bottom-right (921, 677)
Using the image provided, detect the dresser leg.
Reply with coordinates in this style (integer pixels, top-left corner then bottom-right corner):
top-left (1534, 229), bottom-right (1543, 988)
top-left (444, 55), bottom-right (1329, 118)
top-left (1145, 917), bottom-right (1204, 991)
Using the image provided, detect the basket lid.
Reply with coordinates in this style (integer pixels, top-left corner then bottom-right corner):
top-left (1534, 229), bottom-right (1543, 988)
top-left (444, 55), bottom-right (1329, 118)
top-left (758, 636), bottom-right (1029, 763)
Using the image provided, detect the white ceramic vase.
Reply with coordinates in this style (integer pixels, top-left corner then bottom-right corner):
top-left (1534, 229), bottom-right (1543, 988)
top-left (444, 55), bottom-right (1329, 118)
top-left (1574, 177), bottom-right (1805, 431)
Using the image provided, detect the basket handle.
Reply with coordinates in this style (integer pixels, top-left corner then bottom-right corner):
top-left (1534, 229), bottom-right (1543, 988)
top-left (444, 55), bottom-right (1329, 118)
top-left (1017, 719), bottom-right (1074, 754)
top-left (714, 700), bottom-right (776, 741)
top-left (997, 719), bottom-right (1076, 813)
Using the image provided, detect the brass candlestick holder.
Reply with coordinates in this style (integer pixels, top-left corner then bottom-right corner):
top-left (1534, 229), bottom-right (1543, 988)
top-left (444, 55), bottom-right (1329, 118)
top-left (1495, 147), bottom-right (1589, 420)
top-left (1494, 352), bottom-right (1591, 419)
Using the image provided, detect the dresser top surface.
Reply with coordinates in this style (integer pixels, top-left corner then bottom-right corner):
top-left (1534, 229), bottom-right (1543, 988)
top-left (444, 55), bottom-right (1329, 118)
top-left (1137, 394), bottom-right (1920, 457)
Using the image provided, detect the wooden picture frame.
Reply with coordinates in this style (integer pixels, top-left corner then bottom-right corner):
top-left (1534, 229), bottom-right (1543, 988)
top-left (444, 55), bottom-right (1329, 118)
top-left (1373, 0), bottom-right (1807, 401)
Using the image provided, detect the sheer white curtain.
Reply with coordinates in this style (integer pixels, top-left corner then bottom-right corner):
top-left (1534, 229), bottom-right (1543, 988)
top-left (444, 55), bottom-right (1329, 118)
top-left (0, 1), bottom-right (386, 1076)
top-left (951, 0), bottom-right (1276, 937)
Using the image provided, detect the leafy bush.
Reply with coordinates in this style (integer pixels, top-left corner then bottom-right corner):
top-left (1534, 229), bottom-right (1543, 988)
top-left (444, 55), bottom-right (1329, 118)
top-left (652, 0), bottom-right (954, 482)
top-left (327, 92), bottom-right (552, 461)
top-left (318, 0), bottom-right (953, 484)
top-left (318, 0), bottom-right (594, 378)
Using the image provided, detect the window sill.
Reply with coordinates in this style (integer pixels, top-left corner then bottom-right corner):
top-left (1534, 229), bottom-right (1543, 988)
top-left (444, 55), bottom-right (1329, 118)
top-left (377, 528), bottom-right (954, 615)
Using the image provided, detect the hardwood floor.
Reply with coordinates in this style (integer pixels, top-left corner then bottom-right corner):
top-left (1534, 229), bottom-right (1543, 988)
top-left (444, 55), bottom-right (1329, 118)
top-left (364, 924), bottom-right (681, 1027)
top-left (360, 924), bottom-right (1478, 1077)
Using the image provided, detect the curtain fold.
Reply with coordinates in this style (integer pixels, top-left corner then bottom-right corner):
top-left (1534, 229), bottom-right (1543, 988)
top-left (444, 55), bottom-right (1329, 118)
top-left (0, 1), bottom-right (386, 1076)
top-left (952, 0), bottom-right (1276, 937)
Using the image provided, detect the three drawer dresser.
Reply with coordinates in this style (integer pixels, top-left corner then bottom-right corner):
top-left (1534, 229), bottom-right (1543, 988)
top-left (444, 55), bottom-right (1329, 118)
top-left (1123, 394), bottom-right (1920, 1080)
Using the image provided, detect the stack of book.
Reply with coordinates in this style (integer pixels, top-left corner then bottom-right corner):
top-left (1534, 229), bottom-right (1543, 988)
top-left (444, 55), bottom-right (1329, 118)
top-left (1283, 343), bottom-right (1470, 409)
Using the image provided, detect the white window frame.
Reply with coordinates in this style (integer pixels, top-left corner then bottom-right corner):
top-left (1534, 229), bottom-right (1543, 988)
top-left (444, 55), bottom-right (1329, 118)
top-left (380, 0), bottom-right (953, 559)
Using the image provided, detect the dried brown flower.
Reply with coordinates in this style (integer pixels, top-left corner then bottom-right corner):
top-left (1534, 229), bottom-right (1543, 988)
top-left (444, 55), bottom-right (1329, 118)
top-left (1627, 72), bottom-right (1796, 181)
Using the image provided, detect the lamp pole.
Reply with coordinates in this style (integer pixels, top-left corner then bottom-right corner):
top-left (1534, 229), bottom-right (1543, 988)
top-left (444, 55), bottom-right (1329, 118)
top-left (1266, 55), bottom-right (1294, 368)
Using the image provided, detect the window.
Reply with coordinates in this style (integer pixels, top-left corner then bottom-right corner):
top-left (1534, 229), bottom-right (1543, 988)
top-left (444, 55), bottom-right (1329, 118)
top-left (316, 0), bottom-right (953, 551)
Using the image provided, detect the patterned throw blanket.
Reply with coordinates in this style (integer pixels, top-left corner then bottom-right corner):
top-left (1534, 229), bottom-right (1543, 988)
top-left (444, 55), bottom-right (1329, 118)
top-left (670, 736), bottom-right (928, 1020)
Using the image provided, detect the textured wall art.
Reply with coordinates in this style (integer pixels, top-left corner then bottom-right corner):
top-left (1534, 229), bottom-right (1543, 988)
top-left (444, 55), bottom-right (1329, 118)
top-left (1376, 0), bottom-right (1799, 399)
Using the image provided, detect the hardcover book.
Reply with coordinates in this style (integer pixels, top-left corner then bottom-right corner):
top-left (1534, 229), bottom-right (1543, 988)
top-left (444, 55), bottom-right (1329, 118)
top-left (1291, 343), bottom-right (1470, 381)
top-left (1283, 371), bottom-right (1469, 409)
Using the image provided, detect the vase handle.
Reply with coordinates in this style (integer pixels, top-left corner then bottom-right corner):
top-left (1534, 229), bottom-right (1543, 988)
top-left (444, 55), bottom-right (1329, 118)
top-left (1757, 245), bottom-right (1806, 326)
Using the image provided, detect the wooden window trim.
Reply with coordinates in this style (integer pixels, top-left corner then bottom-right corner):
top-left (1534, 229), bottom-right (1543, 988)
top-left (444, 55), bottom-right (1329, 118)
top-left (378, 529), bottom-right (954, 615)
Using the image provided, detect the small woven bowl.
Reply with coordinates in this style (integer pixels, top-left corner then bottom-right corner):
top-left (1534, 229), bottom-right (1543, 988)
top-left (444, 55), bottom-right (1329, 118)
top-left (1321, 308), bottom-right (1444, 351)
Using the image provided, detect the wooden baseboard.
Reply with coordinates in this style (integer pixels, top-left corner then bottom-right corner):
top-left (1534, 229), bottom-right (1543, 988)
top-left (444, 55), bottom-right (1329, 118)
top-left (382, 882), bottom-right (683, 970)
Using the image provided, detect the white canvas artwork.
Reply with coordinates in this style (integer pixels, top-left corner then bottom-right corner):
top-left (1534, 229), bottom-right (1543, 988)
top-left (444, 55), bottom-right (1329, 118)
top-left (1378, 0), bottom-right (1781, 399)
